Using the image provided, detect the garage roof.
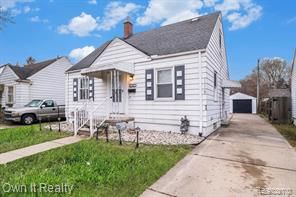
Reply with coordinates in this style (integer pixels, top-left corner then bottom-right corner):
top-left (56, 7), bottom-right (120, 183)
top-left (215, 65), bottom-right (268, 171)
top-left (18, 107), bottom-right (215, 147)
top-left (230, 92), bottom-right (257, 100)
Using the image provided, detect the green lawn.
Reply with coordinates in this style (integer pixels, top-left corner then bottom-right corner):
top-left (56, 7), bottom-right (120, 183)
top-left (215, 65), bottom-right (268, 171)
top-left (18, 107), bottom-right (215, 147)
top-left (273, 124), bottom-right (296, 147)
top-left (0, 125), bottom-right (70, 153)
top-left (0, 140), bottom-right (192, 196)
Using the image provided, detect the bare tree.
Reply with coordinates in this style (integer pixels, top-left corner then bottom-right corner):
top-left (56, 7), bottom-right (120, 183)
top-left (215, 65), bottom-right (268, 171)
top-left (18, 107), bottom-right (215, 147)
top-left (0, 6), bottom-right (14, 31)
top-left (26, 56), bottom-right (36, 65)
top-left (231, 57), bottom-right (291, 98)
top-left (231, 70), bottom-right (269, 98)
top-left (260, 58), bottom-right (291, 88)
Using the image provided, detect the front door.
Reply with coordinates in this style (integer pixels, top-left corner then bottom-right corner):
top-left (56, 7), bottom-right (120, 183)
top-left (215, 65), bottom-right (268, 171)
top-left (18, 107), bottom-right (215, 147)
top-left (108, 70), bottom-right (127, 114)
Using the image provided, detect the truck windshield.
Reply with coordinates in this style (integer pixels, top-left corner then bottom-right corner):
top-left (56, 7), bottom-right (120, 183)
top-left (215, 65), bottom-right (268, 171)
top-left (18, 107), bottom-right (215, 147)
top-left (25, 100), bottom-right (43, 107)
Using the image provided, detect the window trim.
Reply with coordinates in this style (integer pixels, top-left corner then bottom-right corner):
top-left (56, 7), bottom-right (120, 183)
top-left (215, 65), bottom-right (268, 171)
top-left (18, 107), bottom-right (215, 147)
top-left (154, 67), bottom-right (174, 101)
top-left (78, 77), bottom-right (90, 101)
top-left (213, 71), bottom-right (218, 102)
top-left (219, 29), bottom-right (222, 49)
top-left (7, 86), bottom-right (14, 104)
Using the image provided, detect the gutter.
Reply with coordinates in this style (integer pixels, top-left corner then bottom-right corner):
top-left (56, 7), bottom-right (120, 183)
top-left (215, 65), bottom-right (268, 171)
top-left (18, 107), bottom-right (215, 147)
top-left (15, 79), bottom-right (32, 84)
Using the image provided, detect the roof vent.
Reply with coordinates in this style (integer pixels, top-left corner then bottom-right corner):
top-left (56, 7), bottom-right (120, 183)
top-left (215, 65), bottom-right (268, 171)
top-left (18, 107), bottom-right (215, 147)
top-left (191, 17), bottom-right (199, 22)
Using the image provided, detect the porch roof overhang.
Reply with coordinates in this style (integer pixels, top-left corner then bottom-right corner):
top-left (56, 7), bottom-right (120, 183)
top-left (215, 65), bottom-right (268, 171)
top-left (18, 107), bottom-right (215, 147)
top-left (80, 62), bottom-right (135, 77)
top-left (221, 79), bottom-right (241, 88)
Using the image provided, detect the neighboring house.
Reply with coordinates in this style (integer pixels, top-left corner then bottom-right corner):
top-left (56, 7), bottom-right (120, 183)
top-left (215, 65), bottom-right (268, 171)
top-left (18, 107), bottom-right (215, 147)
top-left (291, 49), bottom-right (296, 125)
top-left (65, 12), bottom-right (240, 137)
top-left (0, 57), bottom-right (72, 108)
top-left (230, 92), bottom-right (257, 114)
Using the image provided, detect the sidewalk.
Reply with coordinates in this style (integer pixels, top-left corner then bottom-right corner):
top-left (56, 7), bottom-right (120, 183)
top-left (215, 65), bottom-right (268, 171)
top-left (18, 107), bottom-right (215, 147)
top-left (0, 136), bottom-right (83, 164)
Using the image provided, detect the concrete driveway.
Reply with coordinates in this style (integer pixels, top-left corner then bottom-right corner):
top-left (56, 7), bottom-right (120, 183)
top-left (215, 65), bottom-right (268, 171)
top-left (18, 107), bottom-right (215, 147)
top-left (141, 114), bottom-right (296, 197)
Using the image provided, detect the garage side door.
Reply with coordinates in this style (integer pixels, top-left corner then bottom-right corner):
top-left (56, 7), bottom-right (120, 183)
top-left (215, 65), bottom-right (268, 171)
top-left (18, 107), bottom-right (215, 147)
top-left (233, 99), bottom-right (252, 113)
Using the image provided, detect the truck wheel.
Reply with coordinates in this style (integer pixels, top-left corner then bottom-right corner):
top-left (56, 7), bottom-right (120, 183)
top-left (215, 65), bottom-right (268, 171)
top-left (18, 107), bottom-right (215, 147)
top-left (21, 114), bottom-right (35, 125)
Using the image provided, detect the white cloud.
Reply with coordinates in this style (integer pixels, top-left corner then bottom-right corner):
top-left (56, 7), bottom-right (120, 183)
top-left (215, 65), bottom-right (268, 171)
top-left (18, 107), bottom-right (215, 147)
top-left (212, 0), bottom-right (262, 31)
top-left (88, 0), bottom-right (97, 5)
top-left (30, 16), bottom-right (49, 23)
top-left (136, 0), bottom-right (203, 26)
top-left (23, 5), bottom-right (30, 13)
top-left (58, 12), bottom-right (98, 37)
top-left (137, 0), bottom-right (262, 30)
top-left (0, 0), bottom-right (33, 10)
top-left (203, 0), bottom-right (219, 7)
top-left (69, 46), bottom-right (95, 62)
top-left (226, 6), bottom-right (262, 30)
top-left (97, 1), bottom-right (140, 31)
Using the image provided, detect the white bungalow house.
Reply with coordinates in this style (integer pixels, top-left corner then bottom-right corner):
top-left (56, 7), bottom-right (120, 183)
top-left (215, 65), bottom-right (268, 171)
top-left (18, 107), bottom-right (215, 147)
top-left (65, 12), bottom-right (240, 137)
top-left (0, 57), bottom-right (72, 108)
top-left (291, 49), bottom-right (296, 124)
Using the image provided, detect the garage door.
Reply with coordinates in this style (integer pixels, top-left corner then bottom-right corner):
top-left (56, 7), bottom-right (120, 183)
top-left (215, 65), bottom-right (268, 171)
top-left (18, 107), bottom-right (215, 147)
top-left (233, 99), bottom-right (252, 113)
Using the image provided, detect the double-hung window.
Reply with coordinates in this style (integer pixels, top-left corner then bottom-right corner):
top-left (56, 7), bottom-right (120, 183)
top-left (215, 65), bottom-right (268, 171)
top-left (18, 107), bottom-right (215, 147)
top-left (79, 77), bottom-right (89, 100)
top-left (7, 86), bottom-right (14, 103)
top-left (156, 68), bottom-right (173, 98)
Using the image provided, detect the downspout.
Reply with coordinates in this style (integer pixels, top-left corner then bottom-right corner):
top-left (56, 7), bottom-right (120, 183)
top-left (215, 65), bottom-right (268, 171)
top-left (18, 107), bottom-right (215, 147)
top-left (199, 51), bottom-right (203, 137)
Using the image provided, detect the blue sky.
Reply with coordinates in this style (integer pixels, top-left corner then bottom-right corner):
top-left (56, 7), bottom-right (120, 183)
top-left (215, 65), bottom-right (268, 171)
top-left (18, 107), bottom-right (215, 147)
top-left (0, 0), bottom-right (295, 80)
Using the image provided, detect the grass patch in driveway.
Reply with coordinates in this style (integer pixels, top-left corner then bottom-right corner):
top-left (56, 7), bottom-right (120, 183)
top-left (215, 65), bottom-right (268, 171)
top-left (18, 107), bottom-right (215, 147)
top-left (0, 140), bottom-right (192, 196)
top-left (273, 124), bottom-right (296, 147)
top-left (0, 125), bottom-right (70, 153)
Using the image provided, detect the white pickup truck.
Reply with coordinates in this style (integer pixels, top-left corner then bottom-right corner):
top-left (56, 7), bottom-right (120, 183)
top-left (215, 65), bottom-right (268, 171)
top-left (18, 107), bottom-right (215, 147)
top-left (4, 99), bottom-right (66, 125)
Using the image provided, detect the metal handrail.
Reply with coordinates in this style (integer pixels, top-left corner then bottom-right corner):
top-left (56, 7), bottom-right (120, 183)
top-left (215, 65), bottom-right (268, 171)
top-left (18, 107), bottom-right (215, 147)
top-left (74, 97), bottom-right (112, 136)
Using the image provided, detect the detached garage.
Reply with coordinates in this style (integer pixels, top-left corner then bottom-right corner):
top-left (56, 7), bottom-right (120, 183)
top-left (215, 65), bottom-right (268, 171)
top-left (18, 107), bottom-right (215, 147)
top-left (230, 92), bottom-right (257, 114)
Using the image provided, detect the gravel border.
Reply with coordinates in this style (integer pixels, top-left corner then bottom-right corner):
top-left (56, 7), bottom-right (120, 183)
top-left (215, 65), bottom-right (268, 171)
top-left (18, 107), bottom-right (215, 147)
top-left (44, 122), bottom-right (204, 145)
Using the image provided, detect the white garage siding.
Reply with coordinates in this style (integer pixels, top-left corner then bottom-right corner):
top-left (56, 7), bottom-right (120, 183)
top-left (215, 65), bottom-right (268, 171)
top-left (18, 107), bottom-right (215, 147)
top-left (230, 92), bottom-right (257, 114)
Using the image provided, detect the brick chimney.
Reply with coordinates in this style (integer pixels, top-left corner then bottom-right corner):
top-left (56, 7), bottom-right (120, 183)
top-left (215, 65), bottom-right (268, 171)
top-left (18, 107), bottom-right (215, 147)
top-left (124, 16), bottom-right (133, 38)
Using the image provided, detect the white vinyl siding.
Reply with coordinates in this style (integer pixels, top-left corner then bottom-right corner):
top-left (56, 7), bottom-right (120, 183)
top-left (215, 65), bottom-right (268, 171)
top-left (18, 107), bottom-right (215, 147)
top-left (92, 38), bottom-right (148, 66)
top-left (28, 57), bottom-right (72, 105)
top-left (0, 66), bottom-right (19, 107)
top-left (66, 15), bottom-right (231, 136)
top-left (0, 57), bottom-right (72, 108)
top-left (7, 86), bottom-right (14, 103)
top-left (129, 53), bottom-right (207, 135)
top-left (204, 15), bottom-right (230, 136)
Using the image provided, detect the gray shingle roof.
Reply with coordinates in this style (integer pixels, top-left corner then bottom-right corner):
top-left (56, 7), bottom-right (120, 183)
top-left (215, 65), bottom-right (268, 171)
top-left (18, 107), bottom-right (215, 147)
top-left (67, 12), bottom-right (220, 72)
top-left (66, 40), bottom-right (112, 72)
top-left (8, 57), bottom-right (61, 80)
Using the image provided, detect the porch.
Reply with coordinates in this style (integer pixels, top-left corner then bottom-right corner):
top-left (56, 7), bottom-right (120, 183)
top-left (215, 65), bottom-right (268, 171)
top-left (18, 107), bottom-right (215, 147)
top-left (72, 62), bottom-right (135, 136)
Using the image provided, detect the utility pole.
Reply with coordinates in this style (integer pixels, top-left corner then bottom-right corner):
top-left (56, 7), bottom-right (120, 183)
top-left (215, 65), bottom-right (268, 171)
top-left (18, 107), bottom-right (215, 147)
top-left (257, 59), bottom-right (260, 113)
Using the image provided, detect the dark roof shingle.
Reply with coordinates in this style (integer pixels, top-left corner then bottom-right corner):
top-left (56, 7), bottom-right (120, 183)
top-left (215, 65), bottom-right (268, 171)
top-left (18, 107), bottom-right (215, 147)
top-left (67, 12), bottom-right (220, 72)
top-left (8, 57), bottom-right (61, 80)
